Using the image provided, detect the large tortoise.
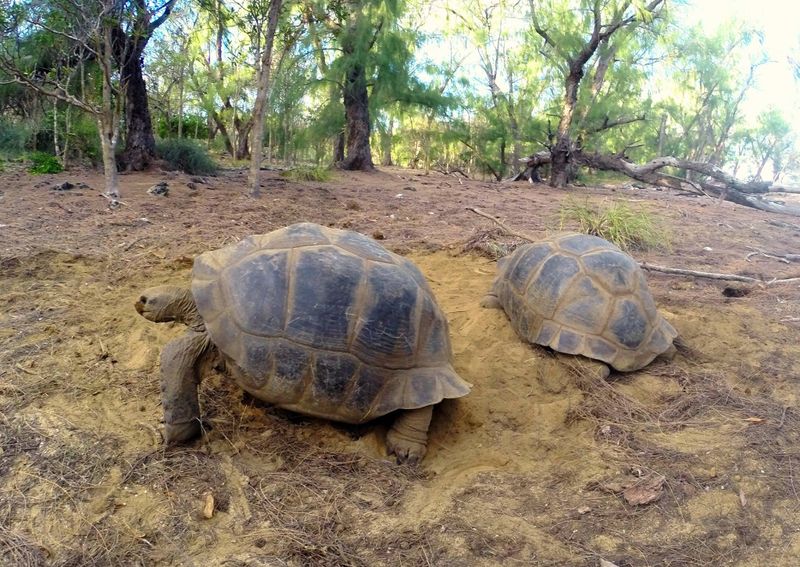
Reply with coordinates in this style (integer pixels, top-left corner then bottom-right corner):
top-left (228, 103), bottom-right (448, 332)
top-left (135, 222), bottom-right (470, 463)
top-left (482, 233), bottom-right (677, 372)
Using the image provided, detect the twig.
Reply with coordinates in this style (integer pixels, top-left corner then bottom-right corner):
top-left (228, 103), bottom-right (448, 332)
top-left (14, 363), bottom-right (40, 376)
top-left (465, 207), bottom-right (537, 241)
top-left (122, 237), bottom-right (146, 251)
top-left (745, 247), bottom-right (800, 264)
top-left (638, 264), bottom-right (760, 283)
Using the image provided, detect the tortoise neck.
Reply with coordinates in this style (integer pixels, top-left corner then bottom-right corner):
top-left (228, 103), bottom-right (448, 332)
top-left (173, 288), bottom-right (204, 331)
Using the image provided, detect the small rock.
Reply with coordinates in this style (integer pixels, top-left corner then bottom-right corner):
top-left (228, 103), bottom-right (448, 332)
top-left (201, 492), bottom-right (214, 519)
top-left (186, 182), bottom-right (197, 190)
top-left (577, 506), bottom-right (591, 515)
top-left (599, 560), bottom-right (620, 567)
top-left (372, 231), bottom-right (385, 240)
top-left (147, 181), bottom-right (169, 196)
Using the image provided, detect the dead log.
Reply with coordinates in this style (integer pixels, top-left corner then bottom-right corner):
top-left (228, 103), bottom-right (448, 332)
top-left (515, 149), bottom-right (800, 217)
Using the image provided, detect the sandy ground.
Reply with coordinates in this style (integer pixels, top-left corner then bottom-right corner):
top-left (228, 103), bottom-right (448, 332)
top-left (1, 164), bottom-right (800, 566)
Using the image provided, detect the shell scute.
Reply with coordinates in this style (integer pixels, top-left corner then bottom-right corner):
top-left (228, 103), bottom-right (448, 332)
top-left (285, 247), bottom-right (362, 350)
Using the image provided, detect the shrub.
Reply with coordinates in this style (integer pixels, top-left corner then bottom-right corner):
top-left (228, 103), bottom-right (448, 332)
top-left (559, 199), bottom-right (669, 251)
top-left (28, 152), bottom-right (63, 174)
top-left (156, 138), bottom-right (217, 175)
top-left (280, 165), bottom-right (332, 182)
top-left (0, 118), bottom-right (33, 156)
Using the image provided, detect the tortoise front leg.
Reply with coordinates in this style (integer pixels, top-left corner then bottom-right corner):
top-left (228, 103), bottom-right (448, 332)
top-left (386, 405), bottom-right (434, 465)
top-left (159, 330), bottom-right (210, 444)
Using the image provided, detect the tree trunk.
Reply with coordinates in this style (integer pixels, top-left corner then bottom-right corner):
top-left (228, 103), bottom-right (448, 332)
top-left (100, 25), bottom-right (120, 198)
top-left (248, 0), bottom-right (283, 196)
top-left (339, 61), bottom-right (374, 170)
top-left (551, 66), bottom-right (581, 187)
top-left (380, 116), bottom-right (393, 166)
top-left (657, 113), bottom-right (667, 156)
top-left (121, 51), bottom-right (158, 170)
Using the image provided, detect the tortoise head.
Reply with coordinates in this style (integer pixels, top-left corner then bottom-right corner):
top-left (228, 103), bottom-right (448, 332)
top-left (135, 285), bottom-right (199, 326)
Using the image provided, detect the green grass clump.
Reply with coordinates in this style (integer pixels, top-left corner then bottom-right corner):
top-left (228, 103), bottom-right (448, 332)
top-left (156, 138), bottom-right (217, 175)
top-left (28, 152), bottom-right (63, 174)
top-left (559, 199), bottom-right (669, 251)
top-left (280, 165), bottom-right (332, 182)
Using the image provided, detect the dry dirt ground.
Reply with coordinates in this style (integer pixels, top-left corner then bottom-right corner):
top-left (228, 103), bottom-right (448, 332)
top-left (1, 164), bottom-right (800, 566)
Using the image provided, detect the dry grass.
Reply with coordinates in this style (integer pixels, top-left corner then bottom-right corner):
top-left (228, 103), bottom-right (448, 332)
top-left (0, 526), bottom-right (48, 567)
top-left (461, 228), bottom-right (527, 259)
top-left (239, 421), bottom-right (424, 566)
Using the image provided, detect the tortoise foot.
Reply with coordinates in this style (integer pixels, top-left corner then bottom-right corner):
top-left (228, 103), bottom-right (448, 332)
top-left (386, 430), bottom-right (427, 465)
top-left (164, 420), bottom-right (202, 445)
top-left (386, 406), bottom-right (433, 465)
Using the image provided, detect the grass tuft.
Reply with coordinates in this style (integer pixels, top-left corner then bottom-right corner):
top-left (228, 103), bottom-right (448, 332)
top-left (280, 165), bottom-right (332, 182)
top-left (28, 152), bottom-right (63, 174)
top-left (559, 199), bottom-right (669, 251)
top-left (156, 138), bottom-right (217, 175)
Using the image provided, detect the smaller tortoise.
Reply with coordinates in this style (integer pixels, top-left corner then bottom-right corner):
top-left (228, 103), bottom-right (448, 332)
top-left (482, 233), bottom-right (677, 372)
top-left (135, 223), bottom-right (470, 464)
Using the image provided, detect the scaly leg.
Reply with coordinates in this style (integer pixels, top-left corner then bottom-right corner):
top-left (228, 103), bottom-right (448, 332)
top-left (159, 330), bottom-right (210, 444)
top-left (386, 405), bottom-right (434, 465)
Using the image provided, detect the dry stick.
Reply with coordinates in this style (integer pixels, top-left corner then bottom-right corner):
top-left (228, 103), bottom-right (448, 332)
top-left (745, 247), bottom-right (800, 263)
top-left (466, 207), bottom-right (800, 286)
top-left (465, 207), bottom-right (538, 241)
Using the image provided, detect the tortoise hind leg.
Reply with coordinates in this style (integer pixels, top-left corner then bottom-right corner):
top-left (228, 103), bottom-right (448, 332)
top-left (386, 405), bottom-right (434, 465)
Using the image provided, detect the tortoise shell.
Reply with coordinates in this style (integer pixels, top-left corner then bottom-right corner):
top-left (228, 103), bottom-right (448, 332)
top-left (488, 233), bottom-right (677, 371)
top-left (191, 223), bottom-right (469, 423)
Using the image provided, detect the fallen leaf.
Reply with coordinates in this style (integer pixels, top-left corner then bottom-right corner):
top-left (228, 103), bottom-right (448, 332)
top-left (622, 474), bottom-right (665, 506)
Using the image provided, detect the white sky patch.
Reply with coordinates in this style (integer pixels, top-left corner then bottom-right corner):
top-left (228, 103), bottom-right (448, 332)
top-left (683, 0), bottom-right (800, 131)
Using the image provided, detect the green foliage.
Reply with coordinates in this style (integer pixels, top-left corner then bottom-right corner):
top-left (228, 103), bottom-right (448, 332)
top-left (0, 118), bottom-right (33, 155)
top-left (28, 152), bottom-right (63, 174)
top-left (156, 139), bottom-right (217, 175)
top-left (68, 114), bottom-right (102, 163)
top-left (559, 199), bottom-right (668, 251)
top-left (156, 115), bottom-right (210, 140)
top-left (280, 165), bottom-right (332, 182)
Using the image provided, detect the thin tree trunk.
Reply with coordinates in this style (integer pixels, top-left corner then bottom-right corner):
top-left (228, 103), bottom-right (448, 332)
top-left (100, 24), bottom-right (120, 198)
top-left (657, 113), bottom-right (667, 156)
top-left (248, 0), bottom-right (283, 196)
top-left (380, 116), bottom-right (393, 166)
top-left (53, 99), bottom-right (60, 161)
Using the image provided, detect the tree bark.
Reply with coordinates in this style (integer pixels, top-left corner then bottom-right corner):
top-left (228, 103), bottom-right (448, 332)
top-left (114, 0), bottom-right (177, 171)
top-left (339, 60), bottom-right (374, 170)
top-left (248, 0), bottom-right (284, 196)
top-left (120, 44), bottom-right (157, 170)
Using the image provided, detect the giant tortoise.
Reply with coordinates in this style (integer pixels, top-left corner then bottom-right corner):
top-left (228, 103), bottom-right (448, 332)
top-left (135, 222), bottom-right (470, 463)
top-left (482, 233), bottom-right (677, 373)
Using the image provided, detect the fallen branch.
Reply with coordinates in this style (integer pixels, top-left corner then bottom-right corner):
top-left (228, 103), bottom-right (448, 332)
top-left (465, 207), bottom-right (537, 241)
top-left (745, 247), bottom-right (800, 264)
top-left (467, 207), bottom-right (800, 286)
top-left (515, 149), bottom-right (800, 216)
